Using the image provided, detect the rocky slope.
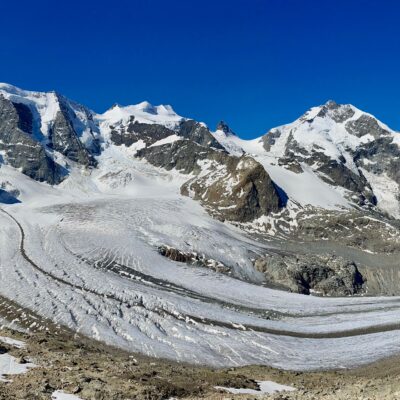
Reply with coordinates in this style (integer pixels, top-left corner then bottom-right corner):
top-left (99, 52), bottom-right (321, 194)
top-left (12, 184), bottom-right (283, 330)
top-left (2, 326), bottom-right (400, 400)
top-left (0, 83), bottom-right (99, 182)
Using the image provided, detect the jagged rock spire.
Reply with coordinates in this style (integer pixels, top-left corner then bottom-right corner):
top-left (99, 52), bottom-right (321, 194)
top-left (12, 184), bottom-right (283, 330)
top-left (216, 120), bottom-right (235, 135)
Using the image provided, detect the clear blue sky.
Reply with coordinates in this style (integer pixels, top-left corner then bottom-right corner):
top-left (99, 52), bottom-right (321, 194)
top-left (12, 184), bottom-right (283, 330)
top-left (1, 0), bottom-right (399, 138)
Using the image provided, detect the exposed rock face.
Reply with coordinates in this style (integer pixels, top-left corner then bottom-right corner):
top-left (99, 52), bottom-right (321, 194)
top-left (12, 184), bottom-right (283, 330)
top-left (0, 85), bottom-right (101, 184)
top-left (182, 155), bottom-right (282, 222)
top-left (178, 120), bottom-right (224, 149)
top-left (316, 158), bottom-right (377, 206)
top-left (254, 253), bottom-right (365, 296)
top-left (346, 114), bottom-right (390, 138)
top-left (48, 95), bottom-right (97, 167)
top-left (355, 136), bottom-right (400, 193)
top-left (110, 117), bottom-right (224, 150)
top-left (158, 245), bottom-right (231, 274)
top-left (262, 128), bottom-right (282, 152)
top-left (110, 117), bottom-right (176, 147)
top-left (315, 100), bottom-right (355, 123)
top-left (0, 95), bottom-right (62, 184)
top-left (137, 140), bottom-right (208, 173)
top-left (216, 120), bottom-right (235, 135)
top-left (295, 210), bottom-right (400, 253)
top-left (138, 140), bottom-right (282, 222)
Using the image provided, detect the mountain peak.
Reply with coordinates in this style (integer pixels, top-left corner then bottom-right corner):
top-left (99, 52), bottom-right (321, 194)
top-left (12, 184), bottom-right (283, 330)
top-left (324, 99), bottom-right (339, 109)
top-left (107, 103), bottom-right (122, 111)
top-left (0, 82), bottom-right (26, 96)
top-left (136, 100), bottom-right (154, 111)
top-left (216, 120), bottom-right (235, 136)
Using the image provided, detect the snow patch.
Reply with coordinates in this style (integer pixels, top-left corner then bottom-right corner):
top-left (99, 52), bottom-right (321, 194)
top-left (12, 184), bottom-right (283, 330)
top-left (52, 391), bottom-right (83, 400)
top-left (0, 354), bottom-right (35, 382)
top-left (215, 380), bottom-right (296, 395)
top-left (149, 134), bottom-right (182, 147)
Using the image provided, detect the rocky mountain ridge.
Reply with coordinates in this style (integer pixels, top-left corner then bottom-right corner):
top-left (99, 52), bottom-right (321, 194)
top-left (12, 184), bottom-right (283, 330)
top-left (215, 100), bottom-right (400, 219)
top-left (1, 83), bottom-right (400, 226)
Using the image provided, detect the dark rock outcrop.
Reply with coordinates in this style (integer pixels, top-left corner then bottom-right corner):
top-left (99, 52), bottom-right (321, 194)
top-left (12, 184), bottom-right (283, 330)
top-left (136, 140), bottom-right (221, 174)
top-left (0, 95), bottom-right (62, 184)
top-left (178, 120), bottom-right (224, 149)
top-left (316, 159), bottom-right (377, 206)
top-left (158, 245), bottom-right (231, 274)
top-left (110, 117), bottom-right (176, 147)
top-left (254, 253), bottom-right (365, 296)
top-left (110, 117), bottom-right (224, 150)
top-left (346, 114), bottom-right (390, 138)
top-left (262, 129), bottom-right (282, 152)
top-left (315, 101), bottom-right (355, 123)
top-left (355, 136), bottom-right (400, 189)
top-left (216, 120), bottom-right (235, 135)
top-left (182, 154), bottom-right (282, 222)
top-left (48, 95), bottom-right (97, 167)
top-left (138, 140), bottom-right (282, 222)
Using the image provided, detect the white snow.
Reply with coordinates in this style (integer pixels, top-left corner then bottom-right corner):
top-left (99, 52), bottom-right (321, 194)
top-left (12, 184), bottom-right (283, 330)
top-left (51, 391), bottom-right (83, 400)
top-left (149, 134), bottom-right (182, 147)
top-left (0, 353), bottom-right (35, 382)
top-left (215, 380), bottom-right (296, 395)
top-left (0, 336), bottom-right (26, 349)
top-left (96, 102), bottom-right (184, 131)
top-left (0, 335), bottom-right (34, 381)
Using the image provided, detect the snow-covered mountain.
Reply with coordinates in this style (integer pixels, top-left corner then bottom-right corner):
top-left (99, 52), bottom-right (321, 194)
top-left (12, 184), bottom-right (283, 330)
top-left (1, 84), bottom-right (400, 370)
top-left (2, 83), bottom-right (399, 219)
top-left (0, 83), bottom-right (283, 222)
top-left (214, 100), bottom-right (400, 218)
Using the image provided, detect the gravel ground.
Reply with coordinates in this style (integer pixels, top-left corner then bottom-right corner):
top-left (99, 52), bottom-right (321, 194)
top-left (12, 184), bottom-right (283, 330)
top-left (0, 327), bottom-right (399, 400)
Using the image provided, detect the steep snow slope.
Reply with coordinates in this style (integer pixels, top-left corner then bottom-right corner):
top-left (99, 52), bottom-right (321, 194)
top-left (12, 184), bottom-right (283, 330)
top-left (213, 130), bottom-right (351, 210)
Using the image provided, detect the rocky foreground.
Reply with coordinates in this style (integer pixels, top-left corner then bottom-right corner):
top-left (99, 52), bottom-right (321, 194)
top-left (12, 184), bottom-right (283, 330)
top-left (1, 326), bottom-right (399, 400)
